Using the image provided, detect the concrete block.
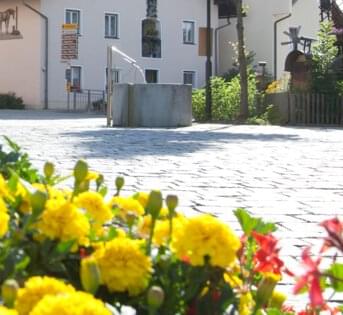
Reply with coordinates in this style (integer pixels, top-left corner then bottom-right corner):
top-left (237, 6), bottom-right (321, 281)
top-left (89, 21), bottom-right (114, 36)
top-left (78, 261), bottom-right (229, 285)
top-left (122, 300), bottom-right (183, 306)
top-left (112, 83), bottom-right (192, 128)
top-left (112, 84), bottom-right (130, 127)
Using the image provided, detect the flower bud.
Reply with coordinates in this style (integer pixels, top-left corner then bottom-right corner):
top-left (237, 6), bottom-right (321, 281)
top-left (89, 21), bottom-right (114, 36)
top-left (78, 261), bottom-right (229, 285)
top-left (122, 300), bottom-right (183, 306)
top-left (80, 257), bottom-right (101, 295)
top-left (1, 279), bottom-right (19, 308)
top-left (74, 160), bottom-right (88, 182)
top-left (147, 286), bottom-right (165, 309)
top-left (269, 290), bottom-right (287, 309)
top-left (146, 191), bottom-right (162, 219)
top-left (44, 162), bottom-right (54, 178)
top-left (115, 177), bottom-right (125, 192)
top-left (166, 195), bottom-right (178, 214)
top-left (256, 273), bottom-right (280, 307)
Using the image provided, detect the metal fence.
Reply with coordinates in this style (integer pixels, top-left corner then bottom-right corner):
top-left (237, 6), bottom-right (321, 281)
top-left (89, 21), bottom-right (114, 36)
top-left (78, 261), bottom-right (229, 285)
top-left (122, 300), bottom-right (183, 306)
top-left (289, 93), bottom-right (343, 125)
top-left (67, 89), bottom-right (106, 113)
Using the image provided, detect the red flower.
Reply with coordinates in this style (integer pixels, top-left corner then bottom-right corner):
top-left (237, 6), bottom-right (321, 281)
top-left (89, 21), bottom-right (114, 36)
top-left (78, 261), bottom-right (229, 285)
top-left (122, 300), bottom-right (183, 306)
top-left (320, 217), bottom-right (343, 253)
top-left (252, 232), bottom-right (284, 275)
top-left (293, 248), bottom-right (324, 308)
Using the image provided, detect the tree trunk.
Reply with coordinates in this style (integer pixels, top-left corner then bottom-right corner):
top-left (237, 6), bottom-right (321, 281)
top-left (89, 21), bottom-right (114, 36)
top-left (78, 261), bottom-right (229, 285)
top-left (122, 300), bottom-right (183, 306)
top-left (236, 0), bottom-right (249, 120)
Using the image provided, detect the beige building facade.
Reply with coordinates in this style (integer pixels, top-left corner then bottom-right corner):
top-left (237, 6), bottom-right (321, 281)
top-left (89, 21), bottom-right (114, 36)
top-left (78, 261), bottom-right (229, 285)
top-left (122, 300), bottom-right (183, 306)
top-left (218, 0), bottom-right (321, 79)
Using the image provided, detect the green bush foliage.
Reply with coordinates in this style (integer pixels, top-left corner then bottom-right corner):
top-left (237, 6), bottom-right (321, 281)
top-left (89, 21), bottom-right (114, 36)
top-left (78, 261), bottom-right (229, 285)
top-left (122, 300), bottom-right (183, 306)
top-left (192, 73), bottom-right (259, 122)
top-left (0, 93), bottom-right (24, 110)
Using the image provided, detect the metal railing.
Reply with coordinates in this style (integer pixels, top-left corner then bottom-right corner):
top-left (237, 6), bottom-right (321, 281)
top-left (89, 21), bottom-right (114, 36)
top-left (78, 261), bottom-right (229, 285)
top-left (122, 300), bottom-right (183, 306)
top-left (67, 89), bottom-right (106, 113)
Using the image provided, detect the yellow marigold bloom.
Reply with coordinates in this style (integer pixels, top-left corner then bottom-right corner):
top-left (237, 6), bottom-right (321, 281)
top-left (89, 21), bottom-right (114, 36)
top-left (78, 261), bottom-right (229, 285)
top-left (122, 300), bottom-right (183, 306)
top-left (29, 291), bottom-right (111, 315)
top-left (0, 175), bottom-right (12, 200)
top-left (224, 270), bottom-right (243, 288)
top-left (15, 276), bottom-right (75, 315)
top-left (0, 197), bottom-right (9, 237)
top-left (0, 306), bottom-right (18, 315)
top-left (134, 192), bottom-right (149, 208)
top-left (75, 191), bottom-right (113, 224)
top-left (109, 196), bottom-right (144, 220)
top-left (239, 292), bottom-right (255, 315)
top-left (92, 238), bottom-right (152, 296)
top-left (172, 214), bottom-right (240, 268)
top-left (36, 199), bottom-right (90, 247)
top-left (138, 214), bottom-right (152, 238)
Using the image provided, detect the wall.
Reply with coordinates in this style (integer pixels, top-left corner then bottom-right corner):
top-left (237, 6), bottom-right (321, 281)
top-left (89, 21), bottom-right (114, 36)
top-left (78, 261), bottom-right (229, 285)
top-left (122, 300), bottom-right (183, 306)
top-left (41, 0), bottom-right (219, 110)
top-left (218, 0), bottom-right (320, 80)
top-left (0, 0), bottom-right (43, 109)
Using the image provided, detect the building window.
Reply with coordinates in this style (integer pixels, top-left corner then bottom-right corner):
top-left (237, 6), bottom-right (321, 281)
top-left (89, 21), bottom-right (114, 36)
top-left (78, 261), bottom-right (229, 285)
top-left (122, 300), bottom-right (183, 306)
top-left (183, 71), bottom-right (196, 88)
top-left (65, 9), bottom-right (81, 34)
top-left (183, 21), bottom-right (195, 44)
top-left (145, 69), bottom-right (159, 83)
top-left (142, 18), bottom-right (161, 58)
top-left (70, 66), bottom-right (82, 91)
top-left (105, 13), bottom-right (119, 38)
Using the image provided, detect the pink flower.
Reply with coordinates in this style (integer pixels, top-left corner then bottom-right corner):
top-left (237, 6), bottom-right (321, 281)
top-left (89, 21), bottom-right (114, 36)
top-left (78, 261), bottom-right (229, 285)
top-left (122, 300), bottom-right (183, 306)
top-left (320, 217), bottom-right (343, 253)
top-left (293, 248), bottom-right (324, 308)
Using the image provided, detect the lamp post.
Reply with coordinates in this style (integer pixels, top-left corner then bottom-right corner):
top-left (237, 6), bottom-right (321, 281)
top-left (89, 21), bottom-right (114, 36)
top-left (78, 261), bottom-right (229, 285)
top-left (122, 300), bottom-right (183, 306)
top-left (205, 0), bottom-right (212, 120)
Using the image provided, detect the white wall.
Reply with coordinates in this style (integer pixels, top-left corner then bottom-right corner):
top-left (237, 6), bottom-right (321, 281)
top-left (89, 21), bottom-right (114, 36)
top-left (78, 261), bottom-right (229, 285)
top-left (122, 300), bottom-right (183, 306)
top-left (0, 0), bottom-right (43, 109)
top-left (218, 0), bottom-right (320, 79)
top-left (41, 0), bottom-right (219, 109)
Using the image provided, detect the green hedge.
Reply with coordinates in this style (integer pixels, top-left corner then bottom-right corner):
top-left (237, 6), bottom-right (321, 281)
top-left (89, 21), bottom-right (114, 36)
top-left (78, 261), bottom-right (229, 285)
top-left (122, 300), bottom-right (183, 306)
top-left (0, 93), bottom-right (25, 109)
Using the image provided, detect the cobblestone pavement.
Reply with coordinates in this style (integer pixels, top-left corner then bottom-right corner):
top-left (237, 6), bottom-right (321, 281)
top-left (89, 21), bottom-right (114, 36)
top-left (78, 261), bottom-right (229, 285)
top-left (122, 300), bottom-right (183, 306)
top-left (0, 110), bottom-right (342, 305)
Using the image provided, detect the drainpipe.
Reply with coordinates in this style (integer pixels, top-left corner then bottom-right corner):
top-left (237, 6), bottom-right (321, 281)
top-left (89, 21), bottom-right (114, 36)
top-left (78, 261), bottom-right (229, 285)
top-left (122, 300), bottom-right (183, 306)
top-left (214, 19), bottom-right (230, 75)
top-left (23, 2), bottom-right (49, 109)
top-left (274, 12), bottom-right (291, 80)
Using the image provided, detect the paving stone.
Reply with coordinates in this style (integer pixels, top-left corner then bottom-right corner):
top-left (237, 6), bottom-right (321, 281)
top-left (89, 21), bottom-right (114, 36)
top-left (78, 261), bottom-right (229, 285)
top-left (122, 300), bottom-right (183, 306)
top-left (1, 110), bottom-right (343, 308)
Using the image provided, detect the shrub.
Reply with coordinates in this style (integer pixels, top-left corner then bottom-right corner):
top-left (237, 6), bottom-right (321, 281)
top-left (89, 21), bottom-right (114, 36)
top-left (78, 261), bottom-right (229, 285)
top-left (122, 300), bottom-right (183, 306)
top-left (0, 93), bottom-right (24, 110)
top-left (192, 73), bottom-right (259, 122)
top-left (0, 139), bottom-right (342, 315)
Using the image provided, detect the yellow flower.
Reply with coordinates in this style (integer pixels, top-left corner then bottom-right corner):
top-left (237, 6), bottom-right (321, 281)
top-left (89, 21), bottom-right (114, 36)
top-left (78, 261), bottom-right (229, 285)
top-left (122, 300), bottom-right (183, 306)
top-left (0, 197), bottom-right (9, 237)
top-left (239, 292), bottom-right (255, 315)
top-left (15, 276), bottom-right (75, 315)
top-left (0, 306), bottom-right (18, 315)
top-left (86, 171), bottom-right (100, 181)
top-left (29, 291), bottom-right (111, 315)
top-left (15, 182), bottom-right (31, 214)
top-left (92, 238), bottom-right (152, 296)
top-left (172, 214), bottom-right (240, 268)
top-left (109, 196), bottom-right (144, 220)
top-left (0, 175), bottom-right (12, 200)
top-left (75, 191), bottom-right (113, 224)
top-left (134, 192), bottom-right (149, 208)
top-left (36, 199), bottom-right (90, 247)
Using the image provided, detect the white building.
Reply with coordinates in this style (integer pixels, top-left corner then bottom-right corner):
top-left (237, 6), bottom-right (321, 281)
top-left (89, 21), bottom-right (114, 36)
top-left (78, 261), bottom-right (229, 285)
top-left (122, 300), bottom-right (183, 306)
top-left (0, 0), bottom-right (222, 109)
top-left (218, 0), bottom-right (321, 79)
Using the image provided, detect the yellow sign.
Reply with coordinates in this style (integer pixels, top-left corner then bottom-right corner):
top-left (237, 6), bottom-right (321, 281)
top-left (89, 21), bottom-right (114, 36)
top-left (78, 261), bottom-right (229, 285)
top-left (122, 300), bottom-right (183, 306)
top-left (62, 23), bottom-right (78, 30)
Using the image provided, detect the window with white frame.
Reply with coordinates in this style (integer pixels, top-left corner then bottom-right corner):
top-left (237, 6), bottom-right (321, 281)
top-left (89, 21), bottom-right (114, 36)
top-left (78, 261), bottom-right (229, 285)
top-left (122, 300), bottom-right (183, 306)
top-left (145, 69), bottom-right (159, 83)
top-left (182, 21), bottom-right (195, 44)
top-left (65, 9), bottom-right (81, 34)
top-left (105, 13), bottom-right (119, 38)
top-left (70, 66), bottom-right (82, 91)
top-left (183, 71), bottom-right (196, 88)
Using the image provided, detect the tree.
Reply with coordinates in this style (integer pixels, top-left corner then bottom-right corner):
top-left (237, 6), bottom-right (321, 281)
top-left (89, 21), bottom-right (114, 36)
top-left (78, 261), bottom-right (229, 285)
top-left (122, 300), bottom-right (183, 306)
top-left (235, 0), bottom-right (249, 119)
top-left (311, 21), bottom-right (338, 94)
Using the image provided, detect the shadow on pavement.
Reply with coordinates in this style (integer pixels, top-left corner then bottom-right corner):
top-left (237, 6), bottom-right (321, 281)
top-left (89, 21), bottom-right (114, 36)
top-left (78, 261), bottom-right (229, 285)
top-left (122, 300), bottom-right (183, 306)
top-left (61, 128), bottom-right (302, 159)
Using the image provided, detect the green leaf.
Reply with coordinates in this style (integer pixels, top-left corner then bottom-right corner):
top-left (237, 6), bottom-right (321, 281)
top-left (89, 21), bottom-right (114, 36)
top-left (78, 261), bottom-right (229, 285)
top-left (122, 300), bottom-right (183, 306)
top-left (14, 255), bottom-right (30, 272)
top-left (234, 208), bottom-right (259, 235)
top-left (328, 263), bottom-right (343, 292)
top-left (55, 240), bottom-right (76, 254)
top-left (234, 208), bottom-right (276, 235)
top-left (3, 136), bottom-right (20, 152)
